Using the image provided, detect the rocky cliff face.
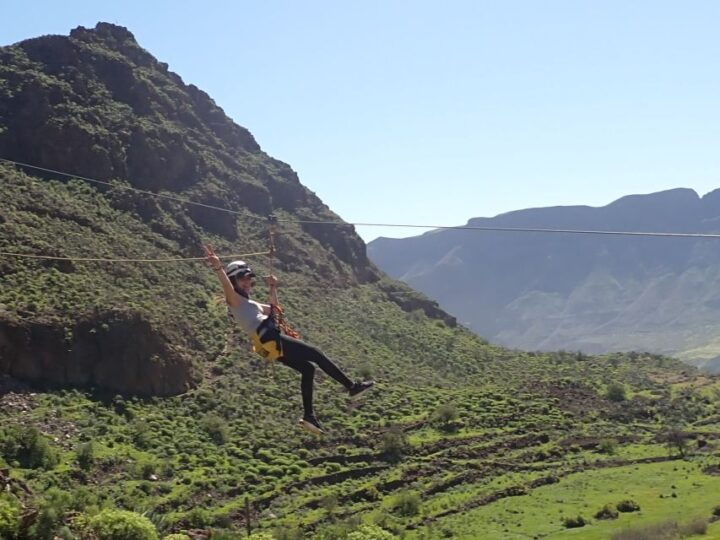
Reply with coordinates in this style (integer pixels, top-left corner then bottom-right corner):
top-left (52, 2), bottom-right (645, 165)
top-left (0, 309), bottom-right (196, 395)
top-left (0, 23), bottom-right (452, 394)
top-left (368, 188), bottom-right (720, 371)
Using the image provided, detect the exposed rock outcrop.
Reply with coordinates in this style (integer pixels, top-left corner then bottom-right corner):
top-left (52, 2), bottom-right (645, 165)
top-left (0, 310), bottom-right (198, 396)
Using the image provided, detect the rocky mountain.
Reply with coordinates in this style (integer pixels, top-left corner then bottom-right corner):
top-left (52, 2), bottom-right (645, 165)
top-left (368, 189), bottom-right (720, 372)
top-left (0, 22), bottom-right (450, 395)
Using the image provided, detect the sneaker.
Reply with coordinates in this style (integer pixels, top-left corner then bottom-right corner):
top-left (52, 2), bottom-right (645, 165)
top-left (349, 380), bottom-right (375, 400)
top-left (299, 415), bottom-right (325, 435)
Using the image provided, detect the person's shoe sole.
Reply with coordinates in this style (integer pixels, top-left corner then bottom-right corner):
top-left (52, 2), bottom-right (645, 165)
top-left (298, 418), bottom-right (324, 435)
top-left (349, 382), bottom-right (375, 401)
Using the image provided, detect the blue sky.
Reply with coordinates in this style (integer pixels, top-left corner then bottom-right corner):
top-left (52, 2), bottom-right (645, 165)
top-left (4, 1), bottom-right (720, 241)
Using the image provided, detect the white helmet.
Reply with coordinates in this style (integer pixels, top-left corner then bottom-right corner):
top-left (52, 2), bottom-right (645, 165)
top-left (225, 260), bottom-right (256, 279)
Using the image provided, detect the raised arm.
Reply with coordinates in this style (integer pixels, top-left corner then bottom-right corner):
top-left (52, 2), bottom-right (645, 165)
top-left (203, 245), bottom-right (241, 308)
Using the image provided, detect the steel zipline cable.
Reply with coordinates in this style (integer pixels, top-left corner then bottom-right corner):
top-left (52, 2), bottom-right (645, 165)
top-left (0, 250), bottom-right (272, 263)
top-left (275, 218), bottom-right (720, 240)
top-left (0, 157), bottom-right (253, 218)
top-left (4, 156), bottom-right (720, 264)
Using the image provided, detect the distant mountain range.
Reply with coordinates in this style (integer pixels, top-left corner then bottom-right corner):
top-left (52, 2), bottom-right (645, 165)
top-left (368, 188), bottom-right (720, 372)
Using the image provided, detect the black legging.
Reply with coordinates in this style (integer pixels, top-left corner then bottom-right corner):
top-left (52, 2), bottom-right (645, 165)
top-left (276, 333), bottom-right (353, 417)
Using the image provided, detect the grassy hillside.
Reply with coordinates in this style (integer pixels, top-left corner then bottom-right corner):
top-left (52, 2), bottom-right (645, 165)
top-left (1, 23), bottom-right (720, 540)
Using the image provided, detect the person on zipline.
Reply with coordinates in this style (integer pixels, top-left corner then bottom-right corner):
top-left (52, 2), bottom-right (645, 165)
top-left (203, 245), bottom-right (374, 434)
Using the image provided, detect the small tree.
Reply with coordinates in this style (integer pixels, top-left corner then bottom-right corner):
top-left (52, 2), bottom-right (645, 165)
top-left (320, 494), bottom-right (340, 522)
top-left (347, 524), bottom-right (396, 540)
top-left (88, 510), bottom-right (158, 540)
top-left (30, 488), bottom-right (73, 540)
top-left (76, 442), bottom-right (94, 471)
top-left (616, 500), bottom-right (640, 513)
top-left (358, 364), bottom-right (374, 380)
top-left (597, 438), bottom-right (617, 455)
top-left (1, 425), bottom-right (59, 470)
top-left (201, 414), bottom-right (229, 445)
top-left (392, 491), bottom-right (421, 517)
top-left (433, 404), bottom-right (459, 430)
top-left (663, 427), bottom-right (688, 458)
top-left (380, 427), bottom-right (407, 461)
top-left (0, 497), bottom-right (21, 539)
top-left (594, 504), bottom-right (619, 520)
top-left (562, 515), bottom-right (587, 528)
top-left (605, 383), bottom-right (627, 402)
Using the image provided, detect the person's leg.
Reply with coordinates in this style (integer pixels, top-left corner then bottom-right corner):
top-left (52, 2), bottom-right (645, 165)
top-left (277, 355), bottom-right (315, 418)
top-left (279, 334), bottom-right (354, 390)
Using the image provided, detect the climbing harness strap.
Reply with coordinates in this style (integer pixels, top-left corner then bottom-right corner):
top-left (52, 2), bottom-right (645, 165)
top-left (251, 309), bottom-right (283, 362)
top-left (246, 215), bottom-right (304, 364)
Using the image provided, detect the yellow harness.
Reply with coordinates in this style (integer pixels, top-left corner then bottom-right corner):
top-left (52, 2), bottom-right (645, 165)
top-left (251, 330), bottom-right (282, 362)
top-left (249, 305), bottom-right (298, 363)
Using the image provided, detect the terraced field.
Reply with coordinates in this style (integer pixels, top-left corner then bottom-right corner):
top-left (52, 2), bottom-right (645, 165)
top-left (236, 371), bottom-right (720, 539)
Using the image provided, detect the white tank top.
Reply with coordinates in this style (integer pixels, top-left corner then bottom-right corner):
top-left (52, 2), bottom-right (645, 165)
top-left (228, 296), bottom-right (268, 335)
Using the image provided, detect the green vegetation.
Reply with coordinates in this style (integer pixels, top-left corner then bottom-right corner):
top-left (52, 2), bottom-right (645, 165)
top-left (0, 497), bottom-right (21, 538)
top-left (1, 22), bottom-right (720, 540)
top-left (3, 164), bottom-right (720, 537)
top-left (606, 382), bottom-right (628, 402)
top-left (86, 509), bottom-right (159, 540)
top-left (0, 425), bottom-right (58, 469)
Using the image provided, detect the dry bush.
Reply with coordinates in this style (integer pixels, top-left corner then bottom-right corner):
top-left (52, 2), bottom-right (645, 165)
top-left (611, 520), bottom-right (678, 540)
top-left (611, 517), bottom-right (708, 540)
top-left (678, 517), bottom-right (708, 536)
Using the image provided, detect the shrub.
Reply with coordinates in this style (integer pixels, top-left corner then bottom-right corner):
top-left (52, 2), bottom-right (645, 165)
top-left (616, 499), bottom-right (640, 512)
top-left (271, 526), bottom-right (303, 540)
top-left (432, 403), bottom-right (459, 432)
top-left (88, 509), bottom-right (158, 540)
top-left (132, 420), bottom-right (153, 449)
top-left (679, 517), bottom-right (708, 536)
top-left (134, 457), bottom-right (158, 480)
top-left (358, 364), bottom-right (374, 380)
top-left (562, 515), bottom-right (587, 528)
top-left (392, 491), bottom-right (421, 517)
top-left (662, 427), bottom-right (688, 458)
top-left (364, 485), bottom-right (381, 501)
top-left (30, 488), bottom-right (73, 540)
top-left (713, 505), bottom-right (720, 517)
top-left (594, 504), bottom-right (619, 520)
top-left (163, 535), bottom-right (191, 540)
top-left (325, 462), bottom-right (342, 474)
top-left (247, 533), bottom-right (275, 540)
top-left (185, 507), bottom-right (212, 528)
top-left (0, 497), bottom-right (21, 539)
top-left (380, 427), bottom-right (407, 460)
top-left (346, 524), bottom-right (397, 540)
top-left (611, 520), bottom-right (678, 540)
top-left (606, 383), bottom-right (627, 402)
top-left (597, 438), bottom-right (617, 455)
top-left (201, 414), bottom-right (229, 445)
top-left (0, 425), bottom-right (59, 470)
top-left (320, 494), bottom-right (339, 513)
top-left (76, 441), bottom-right (94, 471)
top-left (433, 403), bottom-right (458, 424)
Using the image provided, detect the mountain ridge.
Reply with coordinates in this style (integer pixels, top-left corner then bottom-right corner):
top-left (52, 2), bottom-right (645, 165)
top-left (368, 187), bottom-right (720, 371)
top-left (0, 22), bottom-right (453, 395)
